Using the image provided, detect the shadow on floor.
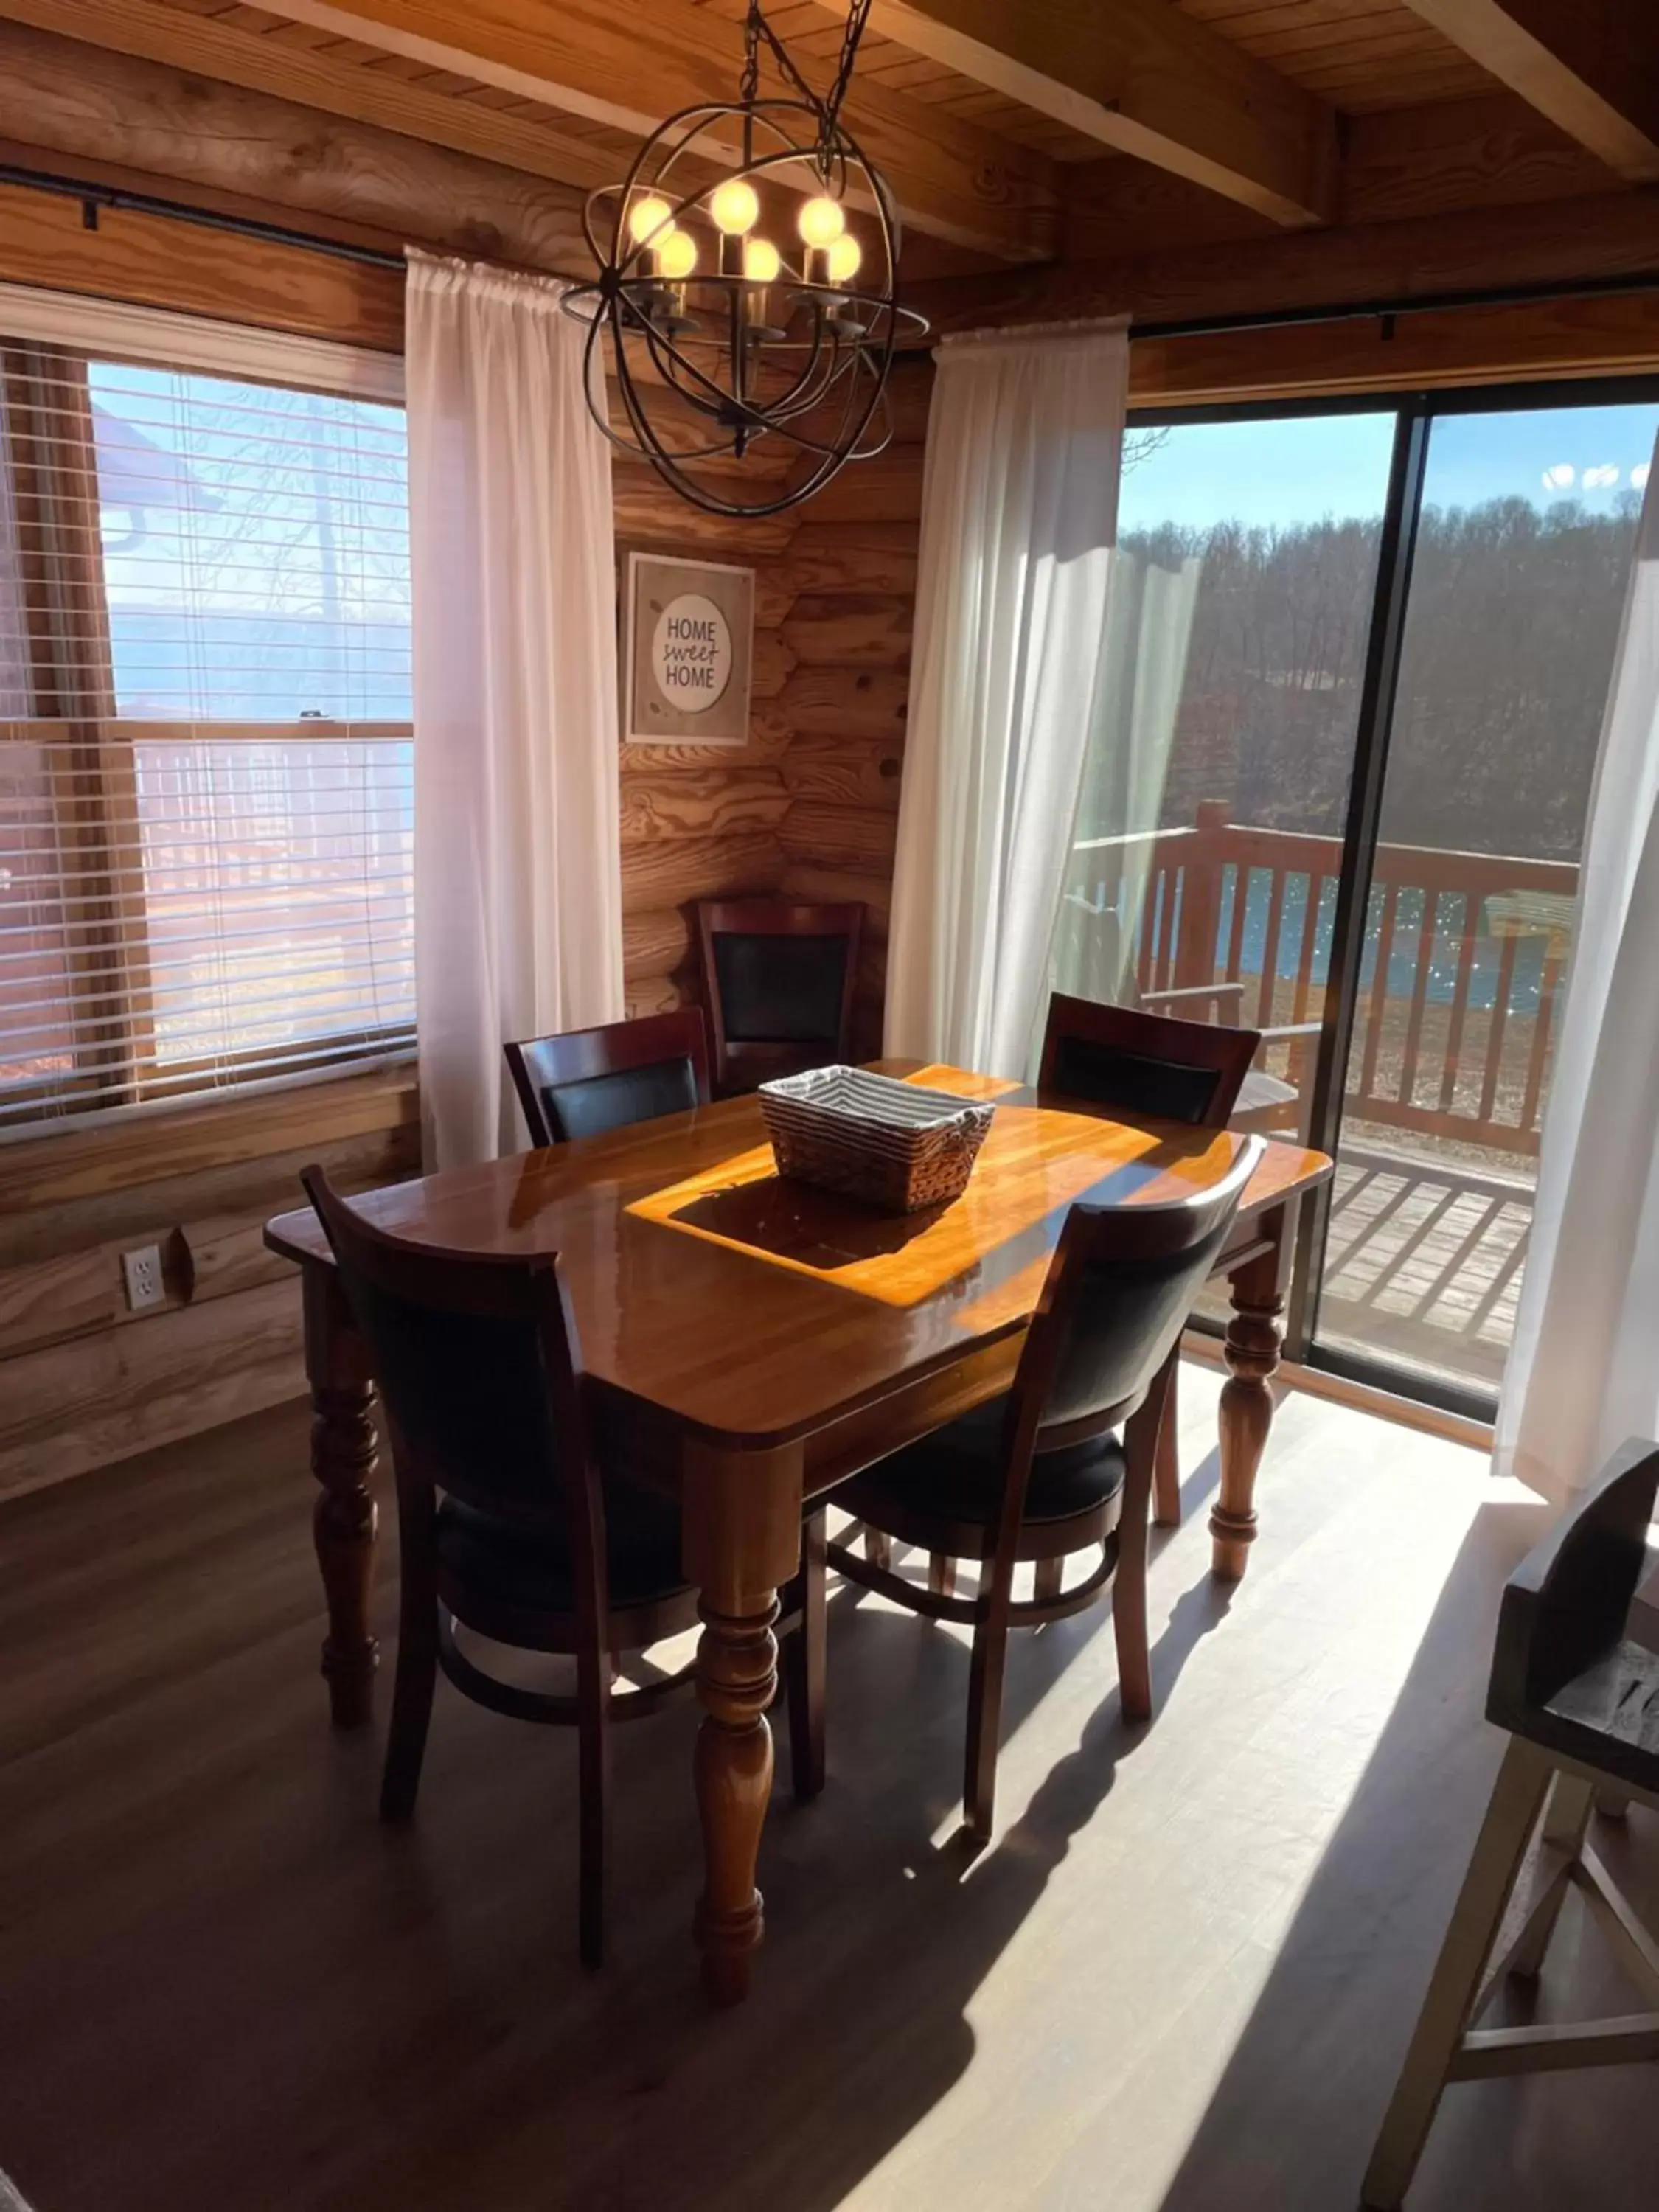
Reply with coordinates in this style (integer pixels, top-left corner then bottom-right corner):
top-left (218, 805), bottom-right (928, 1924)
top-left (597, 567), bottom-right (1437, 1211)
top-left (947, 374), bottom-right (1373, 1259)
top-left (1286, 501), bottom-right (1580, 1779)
top-left (0, 1396), bottom-right (1231, 2212)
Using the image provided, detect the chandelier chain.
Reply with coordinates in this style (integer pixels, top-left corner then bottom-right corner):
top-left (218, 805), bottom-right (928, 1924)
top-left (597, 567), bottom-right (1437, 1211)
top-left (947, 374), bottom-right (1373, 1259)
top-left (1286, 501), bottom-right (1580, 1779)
top-left (740, 0), bottom-right (761, 107)
top-left (823, 0), bottom-right (874, 138)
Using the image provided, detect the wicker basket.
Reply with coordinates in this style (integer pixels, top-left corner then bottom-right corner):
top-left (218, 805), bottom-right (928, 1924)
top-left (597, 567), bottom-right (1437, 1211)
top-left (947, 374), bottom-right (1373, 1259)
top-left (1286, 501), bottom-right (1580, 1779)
top-left (759, 1065), bottom-right (995, 1214)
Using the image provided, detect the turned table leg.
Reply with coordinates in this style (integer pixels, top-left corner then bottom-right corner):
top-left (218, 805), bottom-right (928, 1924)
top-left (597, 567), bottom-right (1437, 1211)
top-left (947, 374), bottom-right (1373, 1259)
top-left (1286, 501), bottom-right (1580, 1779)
top-left (682, 1439), bottom-right (804, 2006)
top-left (1212, 1200), bottom-right (1293, 1583)
top-left (302, 1260), bottom-right (380, 1728)
top-left (692, 1591), bottom-right (780, 2003)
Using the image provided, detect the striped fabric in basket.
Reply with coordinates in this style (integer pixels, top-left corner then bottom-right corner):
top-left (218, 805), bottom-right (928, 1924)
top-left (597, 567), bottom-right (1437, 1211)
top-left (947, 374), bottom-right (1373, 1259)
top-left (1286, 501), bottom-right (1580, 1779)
top-left (758, 1065), bottom-right (995, 1214)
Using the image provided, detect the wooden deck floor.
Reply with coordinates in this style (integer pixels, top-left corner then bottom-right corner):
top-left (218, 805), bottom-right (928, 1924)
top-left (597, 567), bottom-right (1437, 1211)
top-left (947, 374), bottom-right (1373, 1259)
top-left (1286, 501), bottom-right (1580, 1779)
top-left (1315, 1142), bottom-right (1535, 1394)
top-left (2, 1374), bottom-right (1655, 2211)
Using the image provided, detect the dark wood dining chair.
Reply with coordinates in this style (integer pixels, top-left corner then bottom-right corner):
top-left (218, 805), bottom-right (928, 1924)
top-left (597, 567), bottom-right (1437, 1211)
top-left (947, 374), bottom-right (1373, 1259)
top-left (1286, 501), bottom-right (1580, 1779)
top-left (1036, 992), bottom-right (1263, 1536)
top-left (504, 1006), bottom-right (710, 1148)
top-left (696, 897), bottom-right (863, 1093)
top-left (1363, 1438), bottom-right (1659, 2208)
top-left (1130, 977), bottom-right (1314, 1136)
top-left (1040, 991), bottom-right (1263, 1130)
top-left (827, 1133), bottom-right (1264, 1838)
top-left (301, 1165), bottom-right (826, 1969)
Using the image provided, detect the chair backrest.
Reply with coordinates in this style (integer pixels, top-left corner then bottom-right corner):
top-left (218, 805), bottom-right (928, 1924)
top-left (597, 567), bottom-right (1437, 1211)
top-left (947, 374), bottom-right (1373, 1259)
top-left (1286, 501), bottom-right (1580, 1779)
top-left (504, 1006), bottom-right (711, 1148)
top-left (1040, 992), bottom-right (1262, 1129)
top-left (1015, 1133), bottom-right (1265, 1447)
top-left (1488, 1436), bottom-right (1659, 1731)
top-left (697, 898), bottom-right (863, 1073)
top-left (301, 1166), bottom-right (592, 1539)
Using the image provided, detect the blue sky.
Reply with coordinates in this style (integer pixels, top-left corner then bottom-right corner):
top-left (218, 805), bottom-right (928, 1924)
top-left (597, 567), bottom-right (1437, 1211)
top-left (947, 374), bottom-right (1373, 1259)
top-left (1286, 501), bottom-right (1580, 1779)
top-left (1121, 401), bottom-right (1659, 535)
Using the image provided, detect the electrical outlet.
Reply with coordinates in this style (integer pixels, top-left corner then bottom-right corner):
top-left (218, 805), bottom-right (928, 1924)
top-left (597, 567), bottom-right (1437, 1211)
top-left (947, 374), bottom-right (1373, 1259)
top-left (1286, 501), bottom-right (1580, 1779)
top-left (122, 1243), bottom-right (167, 1312)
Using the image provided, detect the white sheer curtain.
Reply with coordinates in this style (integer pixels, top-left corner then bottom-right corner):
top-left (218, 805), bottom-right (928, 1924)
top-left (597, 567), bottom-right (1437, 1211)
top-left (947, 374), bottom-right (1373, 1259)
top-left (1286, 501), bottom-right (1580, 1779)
top-left (1051, 547), bottom-right (1200, 1006)
top-left (884, 320), bottom-right (1129, 1079)
top-left (405, 250), bottom-right (623, 1169)
top-left (1495, 434), bottom-right (1659, 1509)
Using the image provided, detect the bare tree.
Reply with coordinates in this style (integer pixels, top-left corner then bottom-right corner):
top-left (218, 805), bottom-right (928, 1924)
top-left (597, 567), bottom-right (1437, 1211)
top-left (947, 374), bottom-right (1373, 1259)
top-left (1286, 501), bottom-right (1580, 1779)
top-left (1121, 425), bottom-right (1172, 476)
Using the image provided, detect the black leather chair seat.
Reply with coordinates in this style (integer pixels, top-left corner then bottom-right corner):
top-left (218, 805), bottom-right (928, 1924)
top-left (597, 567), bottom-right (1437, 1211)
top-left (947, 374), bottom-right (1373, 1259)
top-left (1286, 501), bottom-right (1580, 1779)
top-left (437, 1477), bottom-right (687, 1616)
top-left (841, 1396), bottom-right (1127, 1549)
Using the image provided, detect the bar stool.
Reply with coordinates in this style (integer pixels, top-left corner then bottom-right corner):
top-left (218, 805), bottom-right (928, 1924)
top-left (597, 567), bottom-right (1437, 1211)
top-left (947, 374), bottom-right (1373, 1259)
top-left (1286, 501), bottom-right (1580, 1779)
top-left (1362, 1437), bottom-right (1659, 2208)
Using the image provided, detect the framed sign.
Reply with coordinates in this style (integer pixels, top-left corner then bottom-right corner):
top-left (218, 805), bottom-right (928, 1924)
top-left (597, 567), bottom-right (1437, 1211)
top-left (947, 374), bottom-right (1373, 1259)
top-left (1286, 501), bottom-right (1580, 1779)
top-left (622, 551), bottom-right (755, 746)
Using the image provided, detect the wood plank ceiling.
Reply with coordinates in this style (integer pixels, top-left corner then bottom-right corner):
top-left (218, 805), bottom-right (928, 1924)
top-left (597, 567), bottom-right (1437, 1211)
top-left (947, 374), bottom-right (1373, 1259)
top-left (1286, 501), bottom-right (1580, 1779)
top-left (0, 0), bottom-right (1654, 293)
top-left (1178, 0), bottom-right (1492, 113)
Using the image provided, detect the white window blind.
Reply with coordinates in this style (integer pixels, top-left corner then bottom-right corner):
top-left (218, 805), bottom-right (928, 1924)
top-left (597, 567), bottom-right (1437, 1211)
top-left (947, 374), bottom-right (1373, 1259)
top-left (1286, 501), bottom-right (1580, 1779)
top-left (0, 313), bottom-right (413, 1135)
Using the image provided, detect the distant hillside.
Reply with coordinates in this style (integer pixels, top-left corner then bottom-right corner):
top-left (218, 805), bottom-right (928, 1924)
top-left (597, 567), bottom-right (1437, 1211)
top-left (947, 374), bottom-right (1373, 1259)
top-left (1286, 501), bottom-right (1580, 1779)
top-left (1121, 494), bottom-right (1641, 860)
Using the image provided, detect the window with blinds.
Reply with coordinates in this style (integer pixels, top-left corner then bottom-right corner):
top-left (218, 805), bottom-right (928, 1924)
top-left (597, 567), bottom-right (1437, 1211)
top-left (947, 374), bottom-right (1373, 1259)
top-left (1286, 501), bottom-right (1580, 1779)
top-left (0, 335), bottom-right (413, 1133)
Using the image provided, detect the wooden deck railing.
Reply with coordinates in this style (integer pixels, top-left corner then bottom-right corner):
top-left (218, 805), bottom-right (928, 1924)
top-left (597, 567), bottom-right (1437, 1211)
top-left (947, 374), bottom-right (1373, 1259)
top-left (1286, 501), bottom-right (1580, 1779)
top-left (1069, 799), bottom-right (1579, 1160)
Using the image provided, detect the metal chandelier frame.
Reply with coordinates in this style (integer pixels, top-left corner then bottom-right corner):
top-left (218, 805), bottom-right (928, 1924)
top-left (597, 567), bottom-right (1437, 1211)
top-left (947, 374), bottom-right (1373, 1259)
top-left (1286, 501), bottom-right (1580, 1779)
top-left (560, 1), bottom-right (928, 519)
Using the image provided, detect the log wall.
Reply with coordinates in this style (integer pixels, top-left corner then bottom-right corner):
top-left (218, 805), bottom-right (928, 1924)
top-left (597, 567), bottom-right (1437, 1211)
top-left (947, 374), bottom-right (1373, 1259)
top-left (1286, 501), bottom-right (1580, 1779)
top-left (618, 358), bottom-right (928, 1056)
top-left (0, 1072), bottom-right (419, 1503)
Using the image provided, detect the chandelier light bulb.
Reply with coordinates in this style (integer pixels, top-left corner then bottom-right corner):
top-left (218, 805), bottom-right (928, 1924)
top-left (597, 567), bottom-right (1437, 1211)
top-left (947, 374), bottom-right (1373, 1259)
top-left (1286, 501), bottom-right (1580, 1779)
top-left (709, 178), bottom-right (761, 235)
top-left (743, 235), bottom-right (782, 283)
top-left (798, 194), bottom-right (846, 248)
top-left (824, 233), bottom-right (862, 286)
top-left (627, 193), bottom-right (674, 249)
top-left (655, 227), bottom-right (698, 282)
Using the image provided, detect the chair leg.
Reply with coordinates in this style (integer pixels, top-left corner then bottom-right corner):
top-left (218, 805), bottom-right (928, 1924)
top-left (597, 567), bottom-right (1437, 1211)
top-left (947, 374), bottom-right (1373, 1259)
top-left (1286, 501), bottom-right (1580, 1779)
top-left (1114, 1390), bottom-right (1158, 1725)
top-left (1153, 1360), bottom-right (1182, 1528)
top-left (962, 1607), bottom-right (1012, 1840)
top-left (1506, 1770), bottom-right (1593, 1981)
top-left (865, 1526), bottom-right (893, 1573)
top-left (575, 1636), bottom-right (612, 1970)
top-left (380, 1510), bottom-right (439, 1823)
top-left (1360, 1738), bottom-right (1555, 2211)
top-left (1032, 1557), bottom-right (1062, 1604)
top-left (784, 1510), bottom-right (827, 1804)
top-left (929, 1552), bottom-right (956, 1599)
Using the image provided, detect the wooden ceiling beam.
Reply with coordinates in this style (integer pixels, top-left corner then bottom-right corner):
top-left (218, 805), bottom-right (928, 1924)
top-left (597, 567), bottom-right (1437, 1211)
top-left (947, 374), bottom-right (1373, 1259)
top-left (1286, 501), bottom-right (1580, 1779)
top-left (253, 0), bottom-right (1060, 262)
top-left (1062, 92), bottom-right (1626, 265)
top-left (1399, 2), bottom-right (1659, 183)
top-left (824, 0), bottom-right (1338, 229)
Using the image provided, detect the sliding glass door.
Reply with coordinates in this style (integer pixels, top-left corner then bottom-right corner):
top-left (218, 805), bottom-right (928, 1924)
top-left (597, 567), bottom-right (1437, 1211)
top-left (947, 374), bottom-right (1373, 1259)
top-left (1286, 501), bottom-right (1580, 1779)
top-left (1309, 393), bottom-right (1659, 1405)
top-left (1073, 381), bottom-right (1659, 1413)
top-left (1058, 402), bottom-right (1396, 1100)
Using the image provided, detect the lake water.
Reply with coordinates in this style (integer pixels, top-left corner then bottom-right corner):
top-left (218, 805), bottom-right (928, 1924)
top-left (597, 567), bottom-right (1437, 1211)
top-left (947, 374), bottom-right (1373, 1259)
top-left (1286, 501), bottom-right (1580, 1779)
top-left (1206, 868), bottom-right (1559, 1014)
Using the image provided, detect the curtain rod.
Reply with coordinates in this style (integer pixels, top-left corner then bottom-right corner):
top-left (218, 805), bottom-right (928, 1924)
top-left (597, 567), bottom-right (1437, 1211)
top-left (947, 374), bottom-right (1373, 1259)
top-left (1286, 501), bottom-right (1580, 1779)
top-left (6, 155), bottom-right (1659, 340)
top-left (936, 311), bottom-right (1129, 348)
top-left (0, 160), bottom-right (406, 271)
top-left (1128, 265), bottom-right (1659, 342)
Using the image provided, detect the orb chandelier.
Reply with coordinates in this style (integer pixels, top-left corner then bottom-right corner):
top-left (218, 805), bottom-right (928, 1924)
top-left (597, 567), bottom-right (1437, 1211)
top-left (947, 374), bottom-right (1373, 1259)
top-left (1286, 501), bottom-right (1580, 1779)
top-left (562, 0), bottom-right (928, 519)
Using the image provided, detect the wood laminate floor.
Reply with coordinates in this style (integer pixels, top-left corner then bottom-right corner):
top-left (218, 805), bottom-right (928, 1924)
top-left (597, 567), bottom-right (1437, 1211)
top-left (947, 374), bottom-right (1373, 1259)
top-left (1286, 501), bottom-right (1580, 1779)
top-left (0, 1369), bottom-right (1654, 2211)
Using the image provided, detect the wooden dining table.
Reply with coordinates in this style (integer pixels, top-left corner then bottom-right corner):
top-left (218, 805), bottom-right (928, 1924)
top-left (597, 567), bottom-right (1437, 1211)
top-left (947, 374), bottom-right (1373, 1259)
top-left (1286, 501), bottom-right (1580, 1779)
top-left (265, 1059), bottom-right (1332, 2003)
